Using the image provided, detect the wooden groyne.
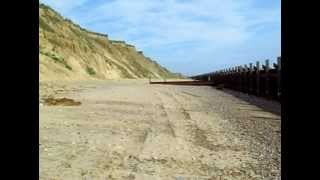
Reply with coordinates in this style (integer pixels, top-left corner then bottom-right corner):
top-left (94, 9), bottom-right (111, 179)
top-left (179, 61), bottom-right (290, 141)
top-left (191, 57), bottom-right (281, 100)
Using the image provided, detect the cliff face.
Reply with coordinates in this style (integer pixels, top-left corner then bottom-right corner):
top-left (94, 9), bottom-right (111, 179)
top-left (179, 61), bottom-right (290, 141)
top-left (39, 4), bottom-right (178, 81)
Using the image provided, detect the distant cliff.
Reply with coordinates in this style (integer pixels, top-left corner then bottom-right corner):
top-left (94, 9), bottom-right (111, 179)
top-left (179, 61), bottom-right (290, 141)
top-left (39, 4), bottom-right (180, 81)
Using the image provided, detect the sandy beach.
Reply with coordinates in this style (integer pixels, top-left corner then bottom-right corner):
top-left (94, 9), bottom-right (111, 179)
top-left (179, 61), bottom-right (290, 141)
top-left (39, 79), bottom-right (280, 180)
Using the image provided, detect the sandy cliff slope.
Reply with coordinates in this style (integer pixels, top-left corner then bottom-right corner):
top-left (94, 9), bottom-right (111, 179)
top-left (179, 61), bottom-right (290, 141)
top-left (39, 4), bottom-right (182, 81)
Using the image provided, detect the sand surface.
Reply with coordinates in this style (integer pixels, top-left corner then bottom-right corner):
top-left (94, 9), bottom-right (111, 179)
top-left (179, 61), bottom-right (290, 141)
top-left (40, 80), bottom-right (280, 180)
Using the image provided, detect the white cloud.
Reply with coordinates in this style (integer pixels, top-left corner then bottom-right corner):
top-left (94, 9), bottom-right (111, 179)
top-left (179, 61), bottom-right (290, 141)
top-left (40, 0), bottom-right (280, 75)
top-left (74, 0), bottom-right (274, 46)
top-left (41, 0), bottom-right (279, 47)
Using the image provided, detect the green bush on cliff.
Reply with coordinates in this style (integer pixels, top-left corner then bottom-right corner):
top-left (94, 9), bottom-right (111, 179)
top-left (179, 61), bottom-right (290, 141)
top-left (40, 50), bottom-right (72, 71)
top-left (86, 66), bottom-right (96, 75)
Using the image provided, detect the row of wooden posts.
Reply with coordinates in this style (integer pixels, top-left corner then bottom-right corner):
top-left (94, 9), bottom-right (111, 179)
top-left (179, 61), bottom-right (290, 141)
top-left (191, 57), bottom-right (281, 100)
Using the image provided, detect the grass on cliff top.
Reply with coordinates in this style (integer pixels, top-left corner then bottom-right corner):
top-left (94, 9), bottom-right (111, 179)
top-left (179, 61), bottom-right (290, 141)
top-left (41, 3), bottom-right (108, 38)
top-left (40, 3), bottom-right (54, 11)
top-left (40, 50), bottom-right (72, 71)
top-left (40, 4), bottom-right (63, 24)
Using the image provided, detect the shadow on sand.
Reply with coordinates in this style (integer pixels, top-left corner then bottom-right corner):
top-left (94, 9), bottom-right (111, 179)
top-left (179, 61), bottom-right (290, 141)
top-left (213, 87), bottom-right (281, 116)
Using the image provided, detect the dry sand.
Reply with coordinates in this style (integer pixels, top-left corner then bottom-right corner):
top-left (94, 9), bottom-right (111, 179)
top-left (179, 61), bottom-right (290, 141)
top-left (39, 79), bottom-right (280, 180)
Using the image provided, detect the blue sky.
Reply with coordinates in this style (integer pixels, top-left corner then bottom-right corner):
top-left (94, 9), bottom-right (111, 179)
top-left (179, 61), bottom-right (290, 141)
top-left (40, 0), bottom-right (281, 76)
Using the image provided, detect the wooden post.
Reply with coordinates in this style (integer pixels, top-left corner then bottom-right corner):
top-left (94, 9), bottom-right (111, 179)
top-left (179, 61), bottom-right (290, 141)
top-left (265, 59), bottom-right (270, 96)
top-left (224, 69), bottom-right (226, 84)
top-left (229, 67), bottom-right (232, 87)
top-left (221, 70), bottom-right (224, 84)
top-left (224, 69), bottom-right (227, 87)
top-left (228, 68), bottom-right (231, 87)
top-left (249, 63), bottom-right (253, 93)
top-left (229, 68), bottom-right (232, 87)
top-left (215, 71), bottom-right (218, 84)
top-left (211, 73), bottom-right (214, 83)
top-left (235, 67), bottom-right (239, 90)
top-left (256, 61), bottom-right (260, 96)
top-left (239, 66), bottom-right (243, 92)
top-left (234, 67), bottom-right (237, 90)
top-left (238, 66), bottom-right (241, 91)
top-left (277, 57), bottom-right (281, 98)
top-left (244, 65), bottom-right (248, 93)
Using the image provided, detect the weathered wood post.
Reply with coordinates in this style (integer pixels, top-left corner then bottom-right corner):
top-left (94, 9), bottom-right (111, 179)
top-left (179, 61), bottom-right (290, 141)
top-left (216, 71), bottom-right (218, 82)
top-left (220, 70), bottom-right (223, 85)
top-left (229, 68), bottom-right (232, 88)
top-left (256, 61), bottom-right (260, 96)
top-left (224, 69), bottom-right (227, 87)
top-left (244, 65), bottom-right (248, 93)
top-left (213, 72), bottom-right (215, 81)
top-left (235, 67), bottom-right (238, 90)
top-left (225, 69), bottom-right (227, 79)
top-left (265, 59), bottom-right (270, 96)
top-left (215, 71), bottom-right (218, 84)
top-left (234, 67), bottom-right (237, 90)
top-left (239, 66), bottom-right (243, 92)
top-left (220, 70), bottom-right (223, 83)
top-left (227, 68), bottom-right (230, 88)
top-left (249, 63), bottom-right (253, 93)
top-left (215, 71), bottom-right (218, 83)
top-left (237, 66), bottom-right (241, 91)
top-left (232, 67), bottom-right (236, 89)
top-left (224, 69), bottom-right (227, 85)
top-left (277, 57), bottom-right (281, 98)
top-left (229, 67), bottom-right (233, 89)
